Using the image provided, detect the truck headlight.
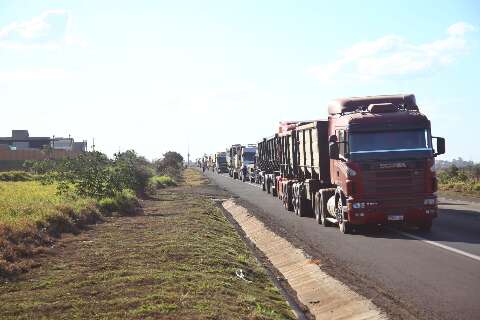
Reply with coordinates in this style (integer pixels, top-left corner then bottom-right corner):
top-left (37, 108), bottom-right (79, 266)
top-left (352, 202), bottom-right (365, 209)
top-left (347, 167), bottom-right (357, 177)
top-left (424, 198), bottom-right (436, 205)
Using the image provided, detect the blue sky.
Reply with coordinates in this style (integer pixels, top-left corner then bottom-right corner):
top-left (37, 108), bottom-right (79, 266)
top-left (0, 0), bottom-right (479, 161)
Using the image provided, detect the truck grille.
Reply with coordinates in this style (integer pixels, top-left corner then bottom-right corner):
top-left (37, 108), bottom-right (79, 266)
top-left (362, 166), bottom-right (425, 195)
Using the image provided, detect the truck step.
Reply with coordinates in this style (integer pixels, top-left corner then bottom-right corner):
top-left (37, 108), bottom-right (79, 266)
top-left (326, 217), bottom-right (338, 224)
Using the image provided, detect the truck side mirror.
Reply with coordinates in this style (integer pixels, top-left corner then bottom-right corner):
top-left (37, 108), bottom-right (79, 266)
top-left (434, 137), bottom-right (445, 156)
top-left (329, 142), bottom-right (339, 160)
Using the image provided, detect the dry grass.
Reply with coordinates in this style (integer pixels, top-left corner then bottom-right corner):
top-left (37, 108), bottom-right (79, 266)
top-left (0, 181), bottom-right (100, 277)
top-left (0, 181), bottom-right (94, 229)
top-left (183, 168), bottom-right (209, 186)
top-left (0, 169), bottom-right (295, 319)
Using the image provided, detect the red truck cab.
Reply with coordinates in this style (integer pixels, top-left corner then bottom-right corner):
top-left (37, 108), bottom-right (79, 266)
top-left (327, 94), bottom-right (445, 232)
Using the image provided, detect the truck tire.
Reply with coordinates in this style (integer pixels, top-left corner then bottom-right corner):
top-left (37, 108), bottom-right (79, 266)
top-left (336, 192), bottom-right (351, 234)
top-left (296, 185), bottom-right (309, 217)
top-left (283, 184), bottom-right (294, 212)
top-left (292, 184), bottom-right (299, 215)
top-left (320, 189), bottom-right (335, 227)
top-left (297, 193), bottom-right (307, 217)
top-left (314, 192), bottom-right (321, 224)
top-left (266, 180), bottom-right (271, 194)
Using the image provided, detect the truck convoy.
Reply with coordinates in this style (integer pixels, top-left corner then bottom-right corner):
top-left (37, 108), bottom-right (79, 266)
top-left (206, 94), bottom-right (445, 234)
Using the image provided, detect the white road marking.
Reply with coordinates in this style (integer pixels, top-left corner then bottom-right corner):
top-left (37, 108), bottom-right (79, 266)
top-left (393, 229), bottom-right (480, 262)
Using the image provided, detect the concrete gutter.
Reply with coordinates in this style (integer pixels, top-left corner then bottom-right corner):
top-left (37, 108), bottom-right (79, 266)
top-left (223, 199), bottom-right (387, 320)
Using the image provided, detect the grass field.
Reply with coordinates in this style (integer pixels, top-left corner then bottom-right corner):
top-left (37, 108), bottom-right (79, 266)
top-left (0, 169), bottom-right (295, 319)
top-left (0, 181), bottom-right (100, 276)
top-left (0, 181), bottom-right (95, 229)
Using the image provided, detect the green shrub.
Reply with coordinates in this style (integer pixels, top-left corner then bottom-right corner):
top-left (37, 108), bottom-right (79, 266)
top-left (153, 176), bottom-right (176, 188)
top-left (114, 189), bottom-right (140, 215)
top-left (147, 175), bottom-right (176, 193)
top-left (98, 190), bottom-right (140, 215)
top-left (474, 183), bottom-right (480, 192)
top-left (98, 197), bottom-right (117, 215)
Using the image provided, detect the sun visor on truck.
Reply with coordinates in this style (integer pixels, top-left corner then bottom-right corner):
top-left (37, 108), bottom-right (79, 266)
top-left (328, 94), bottom-right (418, 115)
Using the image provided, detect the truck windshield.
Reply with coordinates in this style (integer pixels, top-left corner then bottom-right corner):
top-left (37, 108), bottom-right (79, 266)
top-left (243, 153), bottom-right (255, 162)
top-left (349, 129), bottom-right (432, 156)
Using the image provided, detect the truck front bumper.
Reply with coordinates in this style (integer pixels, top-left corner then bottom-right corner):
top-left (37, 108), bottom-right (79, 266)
top-left (346, 200), bottom-right (437, 225)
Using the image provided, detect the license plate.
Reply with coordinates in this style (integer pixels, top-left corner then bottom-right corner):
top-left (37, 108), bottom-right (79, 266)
top-left (388, 215), bottom-right (404, 221)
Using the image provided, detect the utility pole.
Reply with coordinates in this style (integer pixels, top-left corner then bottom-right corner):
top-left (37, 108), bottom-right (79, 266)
top-left (92, 138), bottom-right (96, 152)
top-left (52, 134), bottom-right (55, 159)
top-left (187, 144), bottom-right (190, 167)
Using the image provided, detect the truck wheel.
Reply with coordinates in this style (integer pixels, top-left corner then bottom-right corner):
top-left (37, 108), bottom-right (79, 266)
top-left (297, 194), bottom-right (307, 217)
top-left (292, 185), bottom-right (299, 215)
top-left (337, 194), bottom-right (351, 234)
top-left (418, 220), bottom-right (432, 232)
top-left (314, 193), bottom-right (321, 224)
top-left (339, 220), bottom-right (351, 234)
top-left (284, 187), bottom-right (293, 212)
top-left (320, 190), bottom-right (334, 227)
top-left (266, 181), bottom-right (271, 194)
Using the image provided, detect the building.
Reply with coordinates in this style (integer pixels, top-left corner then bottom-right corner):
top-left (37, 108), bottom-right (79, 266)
top-left (0, 130), bottom-right (51, 150)
top-left (0, 130), bottom-right (87, 171)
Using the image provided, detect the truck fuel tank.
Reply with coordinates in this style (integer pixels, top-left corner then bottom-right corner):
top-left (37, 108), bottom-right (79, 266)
top-left (327, 195), bottom-right (337, 216)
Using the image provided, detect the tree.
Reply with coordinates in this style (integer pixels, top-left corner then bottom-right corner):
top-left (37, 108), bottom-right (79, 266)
top-left (445, 164), bottom-right (459, 178)
top-left (55, 151), bottom-right (114, 199)
top-left (155, 151), bottom-right (184, 177)
top-left (111, 150), bottom-right (154, 195)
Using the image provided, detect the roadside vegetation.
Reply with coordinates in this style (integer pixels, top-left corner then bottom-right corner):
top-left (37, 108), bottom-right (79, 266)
top-left (1, 150), bottom-right (184, 278)
top-left (0, 169), bottom-right (294, 319)
top-left (0, 170), bottom-right (37, 182)
top-left (437, 163), bottom-right (480, 196)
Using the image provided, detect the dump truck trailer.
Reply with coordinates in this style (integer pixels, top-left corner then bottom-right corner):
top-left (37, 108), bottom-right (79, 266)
top-left (276, 94), bottom-right (445, 233)
top-left (257, 134), bottom-right (280, 195)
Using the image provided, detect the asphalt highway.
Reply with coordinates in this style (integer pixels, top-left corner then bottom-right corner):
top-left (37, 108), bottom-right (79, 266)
top-left (204, 170), bottom-right (480, 320)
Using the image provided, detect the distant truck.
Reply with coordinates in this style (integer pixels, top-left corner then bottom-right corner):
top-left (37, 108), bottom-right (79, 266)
top-left (214, 152), bottom-right (228, 173)
top-left (275, 94), bottom-right (445, 233)
top-left (228, 144), bottom-right (257, 181)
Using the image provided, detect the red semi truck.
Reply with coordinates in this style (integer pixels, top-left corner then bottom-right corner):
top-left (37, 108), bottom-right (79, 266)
top-left (275, 94), bottom-right (445, 233)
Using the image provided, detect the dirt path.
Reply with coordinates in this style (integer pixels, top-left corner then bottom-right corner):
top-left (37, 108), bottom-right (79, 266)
top-left (0, 170), bottom-right (294, 319)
